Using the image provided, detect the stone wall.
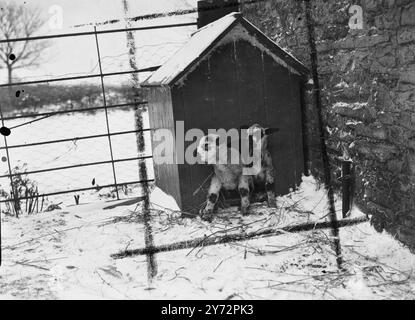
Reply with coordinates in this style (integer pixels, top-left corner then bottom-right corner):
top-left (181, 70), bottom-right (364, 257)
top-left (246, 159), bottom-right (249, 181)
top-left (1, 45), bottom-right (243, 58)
top-left (241, 0), bottom-right (415, 250)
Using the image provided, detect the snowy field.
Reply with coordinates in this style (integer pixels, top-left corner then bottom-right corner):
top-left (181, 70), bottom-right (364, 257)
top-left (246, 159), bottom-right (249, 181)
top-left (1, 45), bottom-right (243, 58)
top-left (1, 175), bottom-right (414, 300)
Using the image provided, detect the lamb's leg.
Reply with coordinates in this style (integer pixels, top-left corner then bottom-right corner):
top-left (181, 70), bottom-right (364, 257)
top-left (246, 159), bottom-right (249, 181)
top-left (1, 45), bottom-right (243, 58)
top-left (265, 165), bottom-right (277, 208)
top-left (238, 176), bottom-right (251, 215)
top-left (201, 175), bottom-right (221, 222)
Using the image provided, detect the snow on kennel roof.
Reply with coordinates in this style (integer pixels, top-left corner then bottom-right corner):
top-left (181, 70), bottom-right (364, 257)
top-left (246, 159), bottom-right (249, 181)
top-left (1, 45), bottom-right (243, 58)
top-left (143, 12), bottom-right (308, 86)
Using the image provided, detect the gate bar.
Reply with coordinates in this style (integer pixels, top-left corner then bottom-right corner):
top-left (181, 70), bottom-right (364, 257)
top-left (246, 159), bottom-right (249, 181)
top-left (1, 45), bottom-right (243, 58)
top-left (0, 128), bottom-right (151, 150)
top-left (0, 155), bottom-right (153, 178)
top-left (0, 179), bottom-right (154, 203)
top-left (0, 22), bottom-right (197, 44)
top-left (0, 66), bottom-right (160, 88)
top-left (1, 102), bottom-right (147, 121)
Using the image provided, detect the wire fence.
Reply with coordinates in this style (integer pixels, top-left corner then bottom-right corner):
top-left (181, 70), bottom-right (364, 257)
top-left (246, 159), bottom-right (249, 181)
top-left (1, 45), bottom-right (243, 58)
top-left (0, 20), bottom-right (197, 216)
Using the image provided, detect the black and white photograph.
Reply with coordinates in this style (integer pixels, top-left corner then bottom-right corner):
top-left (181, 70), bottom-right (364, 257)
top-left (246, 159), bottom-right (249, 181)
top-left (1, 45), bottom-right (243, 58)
top-left (0, 0), bottom-right (415, 302)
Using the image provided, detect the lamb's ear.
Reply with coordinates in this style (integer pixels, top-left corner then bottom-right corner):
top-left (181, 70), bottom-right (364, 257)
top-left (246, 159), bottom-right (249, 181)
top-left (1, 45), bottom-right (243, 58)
top-left (264, 127), bottom-right (280, 135)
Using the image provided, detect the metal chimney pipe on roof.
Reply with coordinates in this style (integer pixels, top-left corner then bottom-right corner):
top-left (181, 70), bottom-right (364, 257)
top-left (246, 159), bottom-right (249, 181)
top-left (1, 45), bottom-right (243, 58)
top-left (197, 0), bottom-right (240, 29)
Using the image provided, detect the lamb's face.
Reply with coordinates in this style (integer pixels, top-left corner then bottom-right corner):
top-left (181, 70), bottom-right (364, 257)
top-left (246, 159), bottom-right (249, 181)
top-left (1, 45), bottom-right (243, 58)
top-left (197, 134), bottom-right (220, 164)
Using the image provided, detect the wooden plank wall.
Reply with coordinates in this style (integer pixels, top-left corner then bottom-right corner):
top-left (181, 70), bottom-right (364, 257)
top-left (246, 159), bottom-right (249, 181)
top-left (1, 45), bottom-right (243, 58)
top-left (171, 60), bottom-right (214, 213)
top-left (146, 87), bottom-right (182, 207)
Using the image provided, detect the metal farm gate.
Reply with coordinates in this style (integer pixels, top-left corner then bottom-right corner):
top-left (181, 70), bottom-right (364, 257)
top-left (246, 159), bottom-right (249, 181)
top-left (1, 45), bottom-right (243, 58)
top-left (0, 19), bottom-right (197, 217)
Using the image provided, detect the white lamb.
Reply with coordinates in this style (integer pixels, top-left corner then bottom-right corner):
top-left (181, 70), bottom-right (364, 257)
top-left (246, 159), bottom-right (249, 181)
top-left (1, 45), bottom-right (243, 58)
top-left (197, 133), bottom-right (252, 222)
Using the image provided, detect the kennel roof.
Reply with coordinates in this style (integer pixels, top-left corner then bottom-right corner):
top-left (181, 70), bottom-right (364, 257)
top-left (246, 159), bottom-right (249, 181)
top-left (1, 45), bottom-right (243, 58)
top-left (142, 12), bottom-right (308, 86)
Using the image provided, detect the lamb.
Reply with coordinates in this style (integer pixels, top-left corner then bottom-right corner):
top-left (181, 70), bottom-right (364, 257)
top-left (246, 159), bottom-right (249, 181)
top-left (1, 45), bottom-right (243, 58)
top-left (244, 124), bottom-right (278, 208)
top-left (197, 133), bottom-right (253, 222)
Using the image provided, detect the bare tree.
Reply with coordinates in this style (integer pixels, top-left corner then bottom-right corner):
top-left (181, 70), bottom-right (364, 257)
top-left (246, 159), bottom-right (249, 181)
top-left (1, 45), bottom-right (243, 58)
top-left (0, 1), bottom-right (49, 84)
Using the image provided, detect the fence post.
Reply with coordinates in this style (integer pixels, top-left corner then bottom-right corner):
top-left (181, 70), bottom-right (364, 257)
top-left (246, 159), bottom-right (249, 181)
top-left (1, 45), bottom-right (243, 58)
top-left (93, 26), bottom-right (120, 200)
top-left (342, 160), bottom-right (353, 218)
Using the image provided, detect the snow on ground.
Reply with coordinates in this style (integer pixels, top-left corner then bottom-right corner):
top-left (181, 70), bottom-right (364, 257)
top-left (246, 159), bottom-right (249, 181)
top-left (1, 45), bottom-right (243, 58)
top-left (1, 175), bottom-right (415, 300)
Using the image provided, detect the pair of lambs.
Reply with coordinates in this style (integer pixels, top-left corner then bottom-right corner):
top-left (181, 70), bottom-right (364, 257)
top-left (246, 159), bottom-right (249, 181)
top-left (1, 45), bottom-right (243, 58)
top-left (196, 124), bottom-right (278, 222)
